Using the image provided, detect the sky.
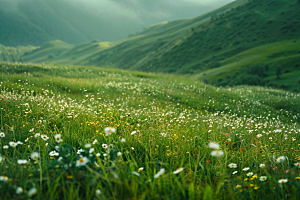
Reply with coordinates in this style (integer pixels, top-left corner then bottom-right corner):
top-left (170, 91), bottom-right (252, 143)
top-left (70, 0), bottom-right (236, 28)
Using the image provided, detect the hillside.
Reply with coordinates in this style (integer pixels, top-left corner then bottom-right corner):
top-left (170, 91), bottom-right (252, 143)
top-left (0, 44), bottom-right (37, 63)
top-left (0, 0), bottom-right (142, 46)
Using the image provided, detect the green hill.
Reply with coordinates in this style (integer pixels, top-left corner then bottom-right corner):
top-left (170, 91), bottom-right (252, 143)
top-left (0, 44), bottom-right (37, 63)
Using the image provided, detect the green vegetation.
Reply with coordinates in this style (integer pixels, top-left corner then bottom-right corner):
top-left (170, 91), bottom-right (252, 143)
top-left (0, 62), bottom-right (300, 199)
top-left (0, 44), bottom-right (37, 63)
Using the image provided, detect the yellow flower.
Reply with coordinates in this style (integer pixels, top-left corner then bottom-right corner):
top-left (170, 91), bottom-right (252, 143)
top-left (244, 178), bottom-right (248, 181)
top-left (236, 185), bottom-right (242, 189)
top-left (296, 177), bottom-right (300, 179)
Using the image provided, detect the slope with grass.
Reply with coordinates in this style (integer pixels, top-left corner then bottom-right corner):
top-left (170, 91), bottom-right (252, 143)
top-left (0, 62), bottom-right (300, 199)
top-left (0, 44), bottom-right (37, 63)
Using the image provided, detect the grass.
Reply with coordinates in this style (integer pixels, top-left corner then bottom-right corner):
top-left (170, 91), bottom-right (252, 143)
top-left (0, 62), bottom-right (300, 199)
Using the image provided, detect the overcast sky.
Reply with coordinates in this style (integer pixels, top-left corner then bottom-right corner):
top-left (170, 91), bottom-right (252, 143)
top-left (69, 0), bottom-right (236, 28)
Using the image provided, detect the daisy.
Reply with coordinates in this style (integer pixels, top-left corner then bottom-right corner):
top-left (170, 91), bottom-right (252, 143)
top-left (102, 144), bottom-right (107, 148)
top-left (294, 163), bottom-right (300, 168)
top-left (247, 172), bottom-right (253, 177)
top-left (9, 141), bottom-right (18, 148)
top-left (120, 138), bottom-right (126, 143)
top-left (3, 145), bottom-right (9, 149)
top-left (256, 134), bottom-right (262, 138)
top-left (49, 151), bottom-right (59, 156)
top-left (228, 163), bottom-right (237, 168)
top-left (89, 148), bottom-right (95, 153)
top-left (173, 168), bottom-right (184, 174)
top-left (34, 133), bottom-right (40, 138)
top-left (131, 131), bottom-right (136, 135)
top-left (259, 164), bottom-right (265, 168)
top-left (208, 142), bottom-right (220, 149)
top-left (95, 189), bottom-right (101, 196)
top-left (93, 139), bottom-right (98, 144)
top-left (75, 157), bottom-right (89, 167)
top-left (154, 168), bottom-right (165, 178)
top-left (131, 147), bottom-right (134, 150)
top-left (29, 128), bottom-right (34, 132)
top-left (138, 167), bottom-right (144, 172)
top-left (41, 135), bottom-right (49, 141)
top-left (259, 176), bottom-right (267, 181)
top-left (232, 171), bottom-right (238, 174)
top-left (17, 159), bottom-right (27, 164)
top-left (117, 152), bottom-right (122, 156)
top-left (85, 143), bottom-right (91, 148)
top-left (104, 127), bottom-right (116, 135)
top-left (211, 150), bottom-right (224, 157)
top-left (243, 167), bottom-right (250, 171)
top-left (54, 134), bottom-right (63, 143)
top-left (16, 187), bottom-right (23, 194)
top-left (0, 176), bottom-right (8, 182)
top-left (27, 187), bottom-right (37, 197)
top-left (0, 132), bottom-right (5, 137)
top-left (276, 156), bottom-right (286, 163)
top-left (278, 179), bottom-right (288, 183)
top-left (161, 133), bottom-right (167, 137)
top-left (31, 152), bottom-right (39, 160)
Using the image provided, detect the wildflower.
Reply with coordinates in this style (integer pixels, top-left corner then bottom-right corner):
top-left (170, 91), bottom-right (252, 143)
top-left (161, 133), bottom-right (167, 137)
top-left (102, 144), bottom-right (107, 148)
top-left (93, 139), bottom-right (98, 144)
top-left (3, 145), bottom-right (9, 149)
top-left (276, 156), bottom-right (286, 163)
top-left (95, 189), bottom-right (101, 196)
top-left (228, 163), bottom-right (237, 168)
top-left (208, 142), bottom-right (220, 149)
top-left (103, 153), bottom-right (108, 157)
top-left (29, 128), bottom-right (34, 132)
top-left (256, 134), bottom-right (262, 138)
top-left (17, 141), bottom-right (23, 145)
top-left (278, 179), bottom-right (288, 183)
top-left (243, 167), bottom-right (250, 171)
top-left (121, 138), bottom-right (126, 143)
top-left (131, 147), bottom-right (134, 150)
top-left (241, 148), bottom-right (244, 151)
top-left (173, 168), bottom-right (184, 174)
top-left (49, 151), bottom-right (59, 156)
top-left (54, 134), bottom-right (63, 143)
top-left (34, 133), bottom-right (40, 138)
top-left (232, 171), bottom-right (238, 174)
top-left (96, 153), bottom-right (101, 157)
top-left (211, 150), bottom-right (223, 157)
top-left (31, 152), bottom-right (39, 160)
top-left (77, 149), bottom-right (84, 154)
top-left (17, 159), bottom-right (27, 164)
top-left (85, 143), bottom-right (91, 148)
top-left (27, 187), bottom-right (37, 197)
top-left (0, 132), bottom-right (5, 137)
top-left (154, 168), bottom-right (165, 178)
top-left (131, 131), bottom-right (136, 135)
top-left (236, 185), bottom-right (242, 189)
top-left (9, 141), bottom-right (18, 148)
top-left (41, 135), bottom-right (49, 141)
top-left (75, 157), bottom-right (89, 167)
top-left (104, 127), bottom-right (116, 135)
top-left (247, 172), bottom-right (253, 177)
top-left (0, 156), bottom-right (3, 163)
top-left (259, 164), bottom-right (265, 168)
top-left (138, 167), bottom-right (144, 172)
top-left (294, 163), bottom-right (300, 168)
top-left (0, 176), bottom-right (8, 182)
top-left (16, 187), bottom-right (23, 194)
top-left (117, 152), bottom-right (122, 156)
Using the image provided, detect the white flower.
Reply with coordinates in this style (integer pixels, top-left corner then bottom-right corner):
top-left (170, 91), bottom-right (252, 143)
top-left (96, 153), bottom-right (101, 157)
top-left (154, 168), bottom-right (165, 178)
top-left (54, 134), bottom-right (63, 143)
top-left (131, 147), bottom-right (134, 150)
top-left (34, 133), bottom-right (40, 138)
top-left (117, 152), bottom-right (122, 156)
top-left (294, 163), bottom-right (300, 168)
top-left (278, 179), bottom-right (288, 183)
top-left (93, 139), bottom-right (98, 144)
top-left (160, 133), bottom-right (166, 137)
top-left (16, 187), bottom-right (23, 194)
top-left (17, 159), bottom-right (27, 164)
top-left (173, 168), bottom-right (184, 174)
top-left (232, 171), bottom-right (238, 174)
top-left (29, 128), bottom-right (34, 132)
top-left (259, 164), bottom-right (265, 168)
top-left (0, 156), bottom-right (3, 163)
top-left (103, 153), bottom-right (108, 157)
top-left (208, 142), bottom-right (220, 150)
top-left (75, 157), bottom-right (89, 167)
top-left (104, 127), bottom-right (116, 135)
top-left (0, 176), bottom-right (8, 182)
top-left (9, 141), bottom-right (18, 148)
top-left (49, 151), bottom-right (59, 156)
top-left (259, 176), bottom-right (267, 181)
top-left (256, 134), bottom-right (262, 138)
top-left (131, 131), bottom-right (136, 135)
top-left (243, 167), bottom-right (250, 171)
top-left (89, 148), bottom-right (95, 153)
top-left (27, 187), bottom-right (37, 197)
top-left (138, 167), bottom-right (144, 172)
top-left (31, 152), bottom-right (39, 160)
top-left (210, 150), bottom-right (223, 157)
top-left (247, 172), bottom-right (253, 177)
top-left (95, 189), bottom-right (101, 196)
top-left (102, 144), bottom-right (107, 148)
top-left (41, 135), bottom-right (49, 141)
top-left (0, 132), bottom-right (5, 137)
top-left (17, 141), bottom-right (23, 145)
top-left (228, 163), bottom-right (237, 168)
top-left (276, 156), bottom-right (286, 163)
top-left (85, 143), bottom-right (91, 148)
top-left (3, 145), bottom-right (9, 149)
top-left (77, 149), bottom-right (84, 154)
top-left (121, 138), bottom-right (126, 143)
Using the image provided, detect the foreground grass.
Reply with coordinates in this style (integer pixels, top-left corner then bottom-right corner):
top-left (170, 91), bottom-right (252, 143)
top-left (0, 62), bottom-right (300, 199)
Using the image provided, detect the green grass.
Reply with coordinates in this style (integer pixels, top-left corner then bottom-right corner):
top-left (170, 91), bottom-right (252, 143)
top-left (0, 62), bottom-right (300, 199)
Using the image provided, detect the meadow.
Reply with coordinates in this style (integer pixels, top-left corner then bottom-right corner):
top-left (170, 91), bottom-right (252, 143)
top-left (0, 62), bottom-right (300, 199)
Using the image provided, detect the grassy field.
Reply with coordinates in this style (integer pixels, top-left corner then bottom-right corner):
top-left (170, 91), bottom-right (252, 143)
top-left (0, 62), bottom-right (300, 199)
